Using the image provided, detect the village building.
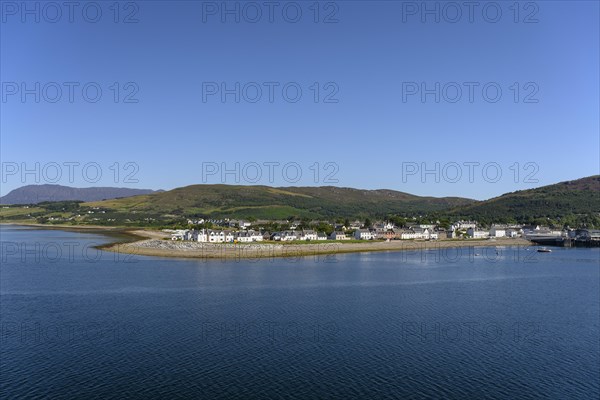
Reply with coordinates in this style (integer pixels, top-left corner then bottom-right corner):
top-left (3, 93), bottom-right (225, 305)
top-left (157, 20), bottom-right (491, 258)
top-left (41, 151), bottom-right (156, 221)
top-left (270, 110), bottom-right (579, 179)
top-left (281, 231), bottom-right (298, 241)
top-left (505, 228), bottom-right (520, 238)
top-left (395, 229), bottom-right (417, 240)
top-left (467, 228), bottom-right (489, 239)
top-left (453, 221), bottom-right (478, 230)
top-left (329, 231), bottom-right (349, 240)
top-left (354, 229), bottom-right (374, 240)
top-left (410, 227), bottom-right (431, 240)
top-left (271, 232), bottom-right (282, 241)
top-left (301, 229), bottom-right (319, 241)
top-left (489, 225), bottom-right (506, 238)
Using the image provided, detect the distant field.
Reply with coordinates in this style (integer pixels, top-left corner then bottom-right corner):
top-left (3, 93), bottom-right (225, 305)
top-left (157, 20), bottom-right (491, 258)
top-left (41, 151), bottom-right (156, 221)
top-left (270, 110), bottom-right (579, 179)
top-left (0, 206), bottom-right (43, 218)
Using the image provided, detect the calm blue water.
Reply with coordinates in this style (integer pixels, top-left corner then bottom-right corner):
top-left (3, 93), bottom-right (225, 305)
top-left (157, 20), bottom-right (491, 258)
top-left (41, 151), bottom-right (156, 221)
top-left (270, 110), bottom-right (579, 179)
top-left (1, 226), bottom-right (598, 399)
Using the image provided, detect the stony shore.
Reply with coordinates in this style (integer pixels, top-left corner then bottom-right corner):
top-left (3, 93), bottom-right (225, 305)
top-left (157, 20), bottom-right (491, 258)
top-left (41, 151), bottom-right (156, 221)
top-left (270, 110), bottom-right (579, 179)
top-left (101, 229), bottom-right (533, 260)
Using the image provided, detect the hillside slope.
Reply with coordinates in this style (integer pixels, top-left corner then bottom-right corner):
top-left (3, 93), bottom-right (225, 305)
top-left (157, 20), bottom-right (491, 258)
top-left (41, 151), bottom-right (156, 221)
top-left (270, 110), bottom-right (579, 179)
top-left (450, 175), bottom-right (600, 221)
top-left (85, 184), bottom-right (476, 220)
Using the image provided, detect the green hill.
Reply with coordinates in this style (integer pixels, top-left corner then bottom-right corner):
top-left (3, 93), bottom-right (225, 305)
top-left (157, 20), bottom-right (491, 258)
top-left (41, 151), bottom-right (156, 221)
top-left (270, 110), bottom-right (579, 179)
top-left (84, 185), bottom-right (475, 222)
top-left (449, 175), bottom-right (600, 225)
top-left (2, 176), bottom-right (598, 227)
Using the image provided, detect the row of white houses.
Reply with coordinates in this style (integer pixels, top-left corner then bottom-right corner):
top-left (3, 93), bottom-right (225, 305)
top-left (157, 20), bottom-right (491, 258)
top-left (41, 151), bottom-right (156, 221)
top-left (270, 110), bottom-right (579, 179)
top-left (172, 229), bottom-right (265, 243)
top-left (466, 225), bottom-right (566, 239)
top-left (271, 230), bottom-right (328, 241)
top-left (169, 223), bottom-right (574, 243)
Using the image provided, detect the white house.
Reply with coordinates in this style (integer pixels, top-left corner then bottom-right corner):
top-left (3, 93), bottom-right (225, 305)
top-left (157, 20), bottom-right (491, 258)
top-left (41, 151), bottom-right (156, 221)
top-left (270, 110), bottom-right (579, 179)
top-left (329, 231), bottom-right (349, 240)
top-left (354, 229), bottom-right (374, 240)
top-left (373, 222), bottom-right (394, 231)
top-left (197, 229), bottom-right (208, 242)
top-left (410, 227), bottom-right (430, 239)
top-left (396, 229), bottom-right (417, 240)
top-left (208, 230), bottom-right (223, 243)
top-left (281, 231), bottom-right (298, 241)
top-left (454, 221), bottom-right (478, 230)
top-left (206, 230), bottom-right (235, 243)
top-left (250, 230), bottom-right (263, 241)
top-left (467, 228), bottom-right (489, 239)
top-left (301, 230), bottom-right (318, 241)
top-left (236, 231), bottom-right (253, 242)
top-left (506, 228), bottom-right (520, 238)
top-left (489, 226), bottom-right (506, 238)
top-left (317, 232), bottom-right (328, 240)
top-left (236, 230), bottom-right (263, 242)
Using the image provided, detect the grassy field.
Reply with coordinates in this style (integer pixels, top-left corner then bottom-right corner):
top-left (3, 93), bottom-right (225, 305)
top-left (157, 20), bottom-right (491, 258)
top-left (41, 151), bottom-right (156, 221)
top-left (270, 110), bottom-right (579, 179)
top-left (0, 206), bottom-right (43, 218)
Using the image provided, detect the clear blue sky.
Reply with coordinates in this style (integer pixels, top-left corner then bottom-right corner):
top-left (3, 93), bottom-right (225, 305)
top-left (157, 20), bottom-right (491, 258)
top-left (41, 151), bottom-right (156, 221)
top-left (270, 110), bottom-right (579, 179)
top-left (1, 0), bottom-right (598, 200)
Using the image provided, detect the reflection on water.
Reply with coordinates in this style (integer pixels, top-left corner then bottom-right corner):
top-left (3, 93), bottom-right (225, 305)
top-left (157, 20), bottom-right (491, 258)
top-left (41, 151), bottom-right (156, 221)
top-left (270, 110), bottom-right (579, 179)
top-left (1, 226), bottom-right (599, 399)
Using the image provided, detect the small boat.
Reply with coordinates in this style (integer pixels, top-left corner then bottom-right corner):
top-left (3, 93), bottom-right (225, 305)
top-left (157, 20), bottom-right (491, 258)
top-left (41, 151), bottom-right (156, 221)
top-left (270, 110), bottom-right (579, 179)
top-left (537, 247), bottom-right (552, 253)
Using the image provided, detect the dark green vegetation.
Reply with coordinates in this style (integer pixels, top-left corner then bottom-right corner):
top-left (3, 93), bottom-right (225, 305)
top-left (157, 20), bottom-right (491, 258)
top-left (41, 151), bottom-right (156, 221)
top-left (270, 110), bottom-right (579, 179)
top-left (1, 176), bottom-right (598, 228)
top-left (447, 175), bottom-right (600, 226)
top-left (77, 185), bottom-right (475, 226)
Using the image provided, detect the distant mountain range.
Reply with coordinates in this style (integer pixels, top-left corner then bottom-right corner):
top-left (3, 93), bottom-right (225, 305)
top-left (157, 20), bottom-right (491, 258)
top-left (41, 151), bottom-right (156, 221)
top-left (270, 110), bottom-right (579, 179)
top-left (0, 184), bottom-right (160, 204)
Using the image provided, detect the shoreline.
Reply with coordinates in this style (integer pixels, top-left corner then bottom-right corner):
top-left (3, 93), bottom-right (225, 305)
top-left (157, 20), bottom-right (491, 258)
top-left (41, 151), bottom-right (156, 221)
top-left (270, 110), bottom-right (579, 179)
top-left (105, 236), bottom-right (534, 260)
top-left (1, 223), bottom-right (534, 260)
top-left (0, 221), bottom-right (148, 244)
